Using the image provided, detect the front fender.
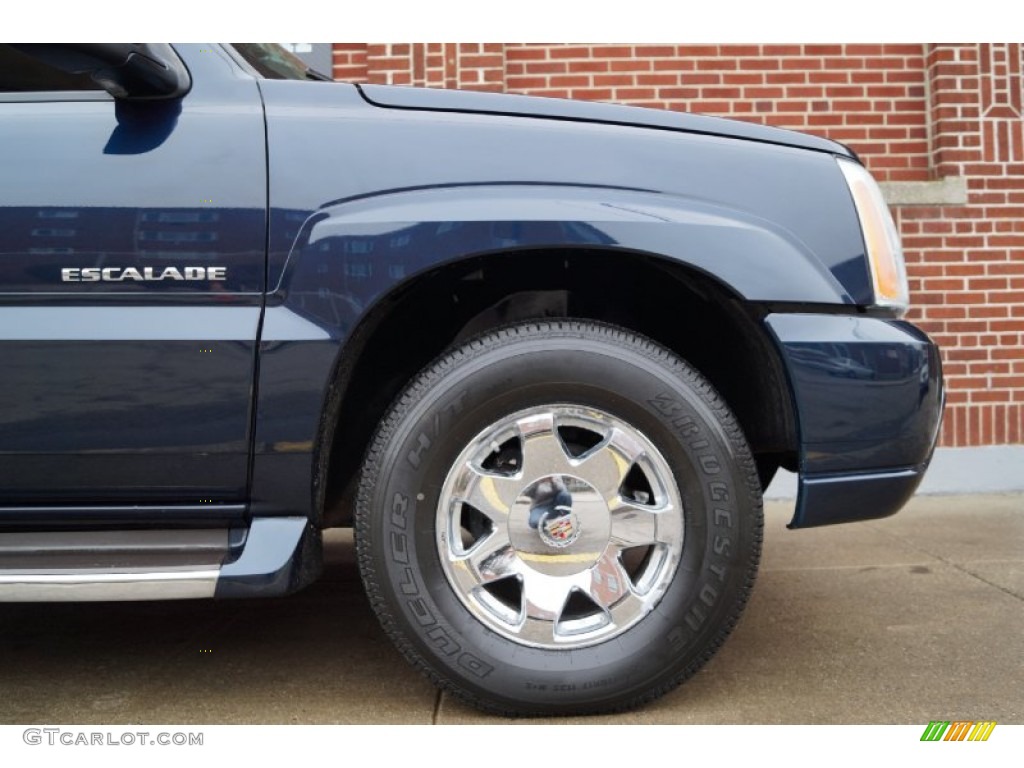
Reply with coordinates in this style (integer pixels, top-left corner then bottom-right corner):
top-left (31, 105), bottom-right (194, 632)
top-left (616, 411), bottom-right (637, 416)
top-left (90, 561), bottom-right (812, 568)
top-left (250, 183), bottom-right (853, 521)
top-left (272, 183), bottom-right (852, 322)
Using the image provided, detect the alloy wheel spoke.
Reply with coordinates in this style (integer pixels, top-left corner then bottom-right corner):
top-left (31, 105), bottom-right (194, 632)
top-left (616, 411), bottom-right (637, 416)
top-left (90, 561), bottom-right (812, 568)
top-left (605, 588), bottom-right (647, 629)
top-left (447, 530), bottom-right (516, 597)
top-left (584, 550), bottom-right (640, 618)
top-left (608, 499), bottom-right (667, 549)
top-left (517, 570), bottom-right (583, 644)
top-left (516, 412), bottom-right (575, 481)
top-left (459, 530), bottom-right (517, 585)
top-left (456, 465), bottom-right (521, 522)
top-left (517, 614), bottom-right (558, 645)
top-left (520, 569), bottom-right (576, 617)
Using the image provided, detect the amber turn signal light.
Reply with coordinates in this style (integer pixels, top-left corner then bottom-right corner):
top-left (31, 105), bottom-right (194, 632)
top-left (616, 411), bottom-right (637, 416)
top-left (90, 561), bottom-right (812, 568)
top-left (837, 158), bottom-right (910, 316)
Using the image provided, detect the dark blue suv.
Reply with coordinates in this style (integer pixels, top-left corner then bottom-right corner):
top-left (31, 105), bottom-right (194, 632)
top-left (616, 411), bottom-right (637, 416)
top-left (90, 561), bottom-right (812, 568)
top-left (0, 43), bottom-right (943, 715)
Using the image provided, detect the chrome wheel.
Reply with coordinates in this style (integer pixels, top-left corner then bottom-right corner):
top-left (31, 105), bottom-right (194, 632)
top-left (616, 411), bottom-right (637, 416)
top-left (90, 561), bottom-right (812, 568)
top-left (437, 405), bottom-right (684, 649)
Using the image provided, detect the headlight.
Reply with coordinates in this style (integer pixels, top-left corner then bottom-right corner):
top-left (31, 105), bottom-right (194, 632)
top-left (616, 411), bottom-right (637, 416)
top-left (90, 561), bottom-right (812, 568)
top-left (837, 157), bottom-right (909, 316)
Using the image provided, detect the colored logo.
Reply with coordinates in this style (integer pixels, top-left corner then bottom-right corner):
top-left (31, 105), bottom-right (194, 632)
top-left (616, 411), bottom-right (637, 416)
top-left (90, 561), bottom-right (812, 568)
top-left (539, 512), bottom-right (581, 548)
top-left (920, 720), bottom-right (996, 741)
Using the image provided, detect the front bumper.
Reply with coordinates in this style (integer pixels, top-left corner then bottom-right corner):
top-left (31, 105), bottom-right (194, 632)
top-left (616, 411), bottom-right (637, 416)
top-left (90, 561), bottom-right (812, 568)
top-left (766, 313), bottom-right (944, 528)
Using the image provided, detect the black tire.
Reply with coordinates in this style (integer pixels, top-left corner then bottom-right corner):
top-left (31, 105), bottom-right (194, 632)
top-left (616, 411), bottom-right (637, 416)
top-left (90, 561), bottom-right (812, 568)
top-left (355, 320), bottom-right (762, 716)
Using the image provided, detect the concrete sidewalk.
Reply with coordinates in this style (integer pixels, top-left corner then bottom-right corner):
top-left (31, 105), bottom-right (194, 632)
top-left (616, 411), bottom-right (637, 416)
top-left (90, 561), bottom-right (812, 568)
top-left (1, 494), bottom-right (1021, 725)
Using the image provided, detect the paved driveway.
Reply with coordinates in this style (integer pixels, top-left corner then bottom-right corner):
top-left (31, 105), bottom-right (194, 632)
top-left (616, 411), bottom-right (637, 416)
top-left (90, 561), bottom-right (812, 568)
top-left (2, 494), bottom-right (1021, 724)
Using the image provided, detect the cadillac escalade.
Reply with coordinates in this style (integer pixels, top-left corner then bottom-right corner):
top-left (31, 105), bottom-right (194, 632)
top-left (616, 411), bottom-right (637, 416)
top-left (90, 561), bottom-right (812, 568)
top-left (0, 43), bottom-right (944, 715)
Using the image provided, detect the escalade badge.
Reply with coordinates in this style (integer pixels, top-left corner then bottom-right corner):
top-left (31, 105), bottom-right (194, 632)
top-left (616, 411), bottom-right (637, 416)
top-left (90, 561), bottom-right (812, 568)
top-left (61, 266), bottom-right (227, 282)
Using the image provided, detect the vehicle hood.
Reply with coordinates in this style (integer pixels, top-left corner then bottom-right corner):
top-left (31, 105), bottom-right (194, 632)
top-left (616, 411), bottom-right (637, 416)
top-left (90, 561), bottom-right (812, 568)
top-left (357, 83), bottom-right (854, 158)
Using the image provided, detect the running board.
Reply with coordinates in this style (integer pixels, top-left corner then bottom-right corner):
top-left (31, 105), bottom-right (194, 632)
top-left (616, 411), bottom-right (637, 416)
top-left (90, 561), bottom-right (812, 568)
top-left (0, 570), bottom-right (221, 601)
top-left (0, 517), bottom-right (320, 602)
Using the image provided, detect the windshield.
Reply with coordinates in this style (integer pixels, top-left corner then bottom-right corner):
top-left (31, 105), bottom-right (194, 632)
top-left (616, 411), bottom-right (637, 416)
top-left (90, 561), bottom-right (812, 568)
top-left (229, 43), bottom-right (330, 81)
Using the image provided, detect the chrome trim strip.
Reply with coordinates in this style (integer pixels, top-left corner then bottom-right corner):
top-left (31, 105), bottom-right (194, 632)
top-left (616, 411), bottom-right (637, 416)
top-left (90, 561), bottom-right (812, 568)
top-left (0, 569), bottom-right (218, 601)
top-left (0, 504), bottom-right (247, 529)
top-left (0, 529), bottom-right (230, 556)
top-left (800, 467), bottom-right (919, 486)
top-left (0, 306), bottom-right (260, 341)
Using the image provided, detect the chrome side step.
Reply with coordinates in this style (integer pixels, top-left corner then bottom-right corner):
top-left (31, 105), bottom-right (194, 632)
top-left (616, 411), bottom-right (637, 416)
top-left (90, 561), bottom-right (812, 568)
top-left (0, 517), bottom-right (318, 602)
top-left (0, 570), bottom-right (219, 601)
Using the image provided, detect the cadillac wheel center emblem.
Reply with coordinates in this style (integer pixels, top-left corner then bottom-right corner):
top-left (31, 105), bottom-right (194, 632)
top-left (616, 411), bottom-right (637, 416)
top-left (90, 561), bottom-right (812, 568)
top-left (539, 511), bottom-right (581, 548)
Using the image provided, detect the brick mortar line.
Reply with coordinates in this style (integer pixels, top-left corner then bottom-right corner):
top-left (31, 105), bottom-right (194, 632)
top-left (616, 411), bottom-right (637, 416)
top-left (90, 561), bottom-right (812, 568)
top-left (513, 62), bottom-right (925, 69)
top-left (508, 58), bottom-right (923, 64)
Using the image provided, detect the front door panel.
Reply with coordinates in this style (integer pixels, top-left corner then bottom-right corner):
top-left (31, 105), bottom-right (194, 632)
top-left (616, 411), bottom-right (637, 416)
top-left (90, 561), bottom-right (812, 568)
top-left (0, 45), bottom-right (266, 504)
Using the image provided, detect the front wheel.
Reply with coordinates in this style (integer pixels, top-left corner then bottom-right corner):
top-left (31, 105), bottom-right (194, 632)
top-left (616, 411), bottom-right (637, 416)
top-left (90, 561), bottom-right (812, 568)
top-left (355, 320), bottom-right (762, 715)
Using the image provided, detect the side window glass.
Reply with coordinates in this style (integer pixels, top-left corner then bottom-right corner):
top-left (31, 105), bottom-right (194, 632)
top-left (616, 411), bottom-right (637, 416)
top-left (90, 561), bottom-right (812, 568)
top-left (0, 45), bottom-right (101, 92)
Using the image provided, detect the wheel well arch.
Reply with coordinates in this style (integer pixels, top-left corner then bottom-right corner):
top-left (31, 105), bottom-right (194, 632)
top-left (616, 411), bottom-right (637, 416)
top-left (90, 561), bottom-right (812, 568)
top-left (317, 247), bottom-right (797, 526)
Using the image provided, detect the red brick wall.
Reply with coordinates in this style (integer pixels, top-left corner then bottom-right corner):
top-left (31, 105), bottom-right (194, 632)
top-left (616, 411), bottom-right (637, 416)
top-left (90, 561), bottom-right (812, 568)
top-left (332, 43), bottom-right (1024, 448)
